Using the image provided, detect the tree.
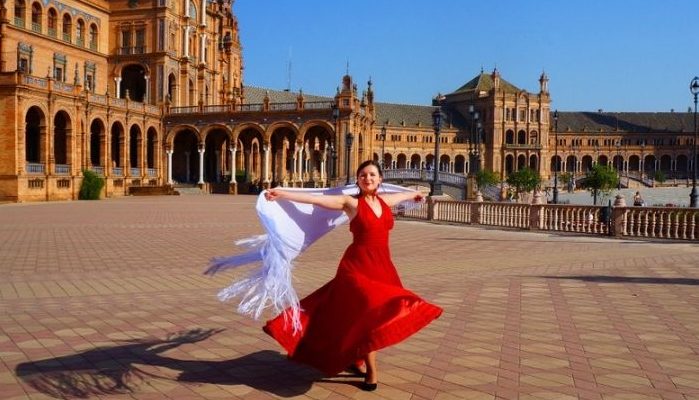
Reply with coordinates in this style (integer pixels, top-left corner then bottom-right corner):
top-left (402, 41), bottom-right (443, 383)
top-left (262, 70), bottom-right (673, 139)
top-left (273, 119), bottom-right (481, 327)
top-left (79, 169), bottom-right (105, 200)
top-left (506, 167), bottom-right (541, 200)
top-left (653, 170), bottom-right (667, 183)
top-left (583, 164), bottom-right (619, 205)
top-left (475, 169), bottom-right (500, 190)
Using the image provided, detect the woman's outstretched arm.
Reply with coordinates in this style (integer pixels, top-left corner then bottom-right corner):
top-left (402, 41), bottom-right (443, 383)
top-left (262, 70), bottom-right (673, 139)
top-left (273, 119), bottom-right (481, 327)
top-left (265, 188), bottom-right (351, 211)
top-left (380, 190), bottom-right (425, 208)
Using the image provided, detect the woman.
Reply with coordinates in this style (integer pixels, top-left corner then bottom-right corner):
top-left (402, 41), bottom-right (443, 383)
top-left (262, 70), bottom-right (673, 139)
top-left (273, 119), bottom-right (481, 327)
top-left (633, 191), bottom-right (644, 206)
top-left (263, 160), bottom-right (442, 391)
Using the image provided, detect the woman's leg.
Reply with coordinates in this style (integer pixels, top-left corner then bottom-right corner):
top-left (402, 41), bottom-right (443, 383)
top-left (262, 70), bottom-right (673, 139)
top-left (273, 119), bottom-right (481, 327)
top-left (364, 351), bottom-right (377, 384)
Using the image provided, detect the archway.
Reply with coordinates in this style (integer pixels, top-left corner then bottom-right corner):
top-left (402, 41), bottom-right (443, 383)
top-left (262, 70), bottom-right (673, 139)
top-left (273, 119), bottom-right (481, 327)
top-left (517, 130), bottom-right (526, 145)
top-left (628, 155), bottom-right (640, 172)
top-left (147, 127), bottom-right (157, 169)
top-left (89, 119), bottom-right (103, 167)
top-left (454, 155), bottom-right (466, 173)
top-left (582, 155), bottom-right (593, 172)
top-left (677, 154), bottom-right (688, 177)
top-left (410, 154), bottom-right (421, 169)
top-left (397, 153), bottom-right (407, 169)
top-left (598, 155), bottom-right (608, 167)
top-left (529, 154), bottom-right (538, 170)
top-left (439, 154), bottom-right (450, 172)
top-left (302, 126), bottom-right (330, 184)
top-left (517, 154), bottom-right (526, 170)
top-left (550, 155), bottom-right (562, 173)
top-left (129, 125), bottom-right (141, 173)
top-left (237, 128), bottom-right (264, 185)
top-left (120, 64), bottom-right (147, 102)
top-left (53, 111), bottom-right (71, 167)
top-left (167, 73), bottom-right (176, 105)
top-left (25, 106), bottom-right (45, 165)
top-left (505, 130), bottom-right (514, 145)
top-left (111, 122), bottom-right (123, 170)
top-left (505, 154), bottom-right (514, 175)
top-left (204, 128), bottom-right (230, 183)
top-left (173, 129), bottom-right (199, 184)
top-left (565, 155), bottom-right (576, 173)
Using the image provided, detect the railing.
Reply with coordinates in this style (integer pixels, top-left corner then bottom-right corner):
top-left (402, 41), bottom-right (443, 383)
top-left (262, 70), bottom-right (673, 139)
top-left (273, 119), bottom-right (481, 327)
top-left (383, 168), bottom-right (467, 187)
top-left (90, 166), bottom-right (104, 176)
top-left (26, 163), bottom-right (45, 174)
top-left (53, 81), bottom-right (74, 93)
top-left (48, 27), bottom-right (57, 37)
top-left (54, 164), bottom-right (70, 175)
top-left (112, 167), bottom-right (123, 176)
top-left (503, 143), bottom-right (543, 150)
top-left (202, 104), bottom-right (228, 113)
top-left (239, 103), bottom-right (264, 112)
top-left (111, 98), bottom-right (126, 107)
top-left (118, 46), bottom-right (145, 55)
top-left (304, 101), bottom-right (334, 110)
top-left (145, 104), bottom-right (160, 114)
top-left (170, 105), bottom-right (200, 114)
top-left (130, 168), bottom-right (141, 176)
top-left (87, 93), bottom-right (107, 104)
top-left (89, 41), bottom-right (97, 51)
top-left (62, 33), bottom-right (71, 43)
top-left (269, 102), bottom-right (297, 111)
top-left (23, 75), bottom-right (48, 88)
top-left (31, 22), bottom-right (41, 33)
top-left (76, 38), bottom-right (84, 47)
top-left (399, 198), bottom-right (698, 241)
top-left (147, 168), bottom-right (157, 177)
top-left (14, 17), bottom-right (25, 28)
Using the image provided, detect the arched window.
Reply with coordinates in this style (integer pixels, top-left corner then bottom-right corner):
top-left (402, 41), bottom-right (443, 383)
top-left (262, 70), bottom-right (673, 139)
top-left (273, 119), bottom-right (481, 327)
top-left (76, 19), bottom-right (85, 46)
top-left (47, 8), bottom-right (57, 37)
top-left (89, 24), bottom-right (98, 50)
top-left (14, 0), bottom-right (26, 27)
top-left (62, 14), bottom-right (72, 43)
top-left (31, 2), bottom-right (41, 32)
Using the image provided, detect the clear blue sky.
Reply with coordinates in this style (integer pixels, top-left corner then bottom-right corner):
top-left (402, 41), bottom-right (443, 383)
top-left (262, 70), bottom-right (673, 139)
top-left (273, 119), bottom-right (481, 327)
top-left (234, 0), bottom-right (699, 112)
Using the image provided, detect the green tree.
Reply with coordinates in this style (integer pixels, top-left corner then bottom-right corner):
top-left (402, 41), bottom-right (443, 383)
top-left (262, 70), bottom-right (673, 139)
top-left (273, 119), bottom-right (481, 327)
top-left (559, 172), bottom-right (572, 186)
top-left (653, 170), bottom-right (667, 183)
top-left (79, 169), bottom-right (105, 200)
top-left (506, 167), bottom-right (541, 200)
top-left (583, 164), bottom-right (619, 205)
top-left (475, 169), bottom-right (500, 190)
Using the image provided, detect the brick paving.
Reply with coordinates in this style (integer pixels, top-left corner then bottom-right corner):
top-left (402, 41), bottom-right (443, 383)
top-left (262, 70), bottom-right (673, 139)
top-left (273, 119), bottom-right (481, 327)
top-left (1, 195), bottom-right (699, 400)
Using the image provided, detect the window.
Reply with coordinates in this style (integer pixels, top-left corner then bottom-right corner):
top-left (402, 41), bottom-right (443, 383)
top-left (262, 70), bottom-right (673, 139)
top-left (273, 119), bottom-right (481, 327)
top-left (121, 29), bottom-right (132, 54)
top-left (89, 24), bottom-right (98, 50)
top-left (62, 14), bottom-right (71, 42)
top-left (18, 43), bottom-right (33, 73)
top-left (15, 0), bottom-right (26, 27)
top-left (76, 19), bottom-right (85, 46)
top-left (53, 53), bottom-right (66, 82)
top-left (84, 61), bottom-right (96, 92)
top-left (47, 8), bottom-right (57, 37)
top-left (135, 28), bottom-right (145, 53)
top-left (31, 2), bottom-right (41, 32)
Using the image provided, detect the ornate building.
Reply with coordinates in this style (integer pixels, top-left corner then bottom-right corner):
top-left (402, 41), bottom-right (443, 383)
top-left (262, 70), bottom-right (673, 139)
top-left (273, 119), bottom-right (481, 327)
top-left (0, 0), bottom-right (696, 202)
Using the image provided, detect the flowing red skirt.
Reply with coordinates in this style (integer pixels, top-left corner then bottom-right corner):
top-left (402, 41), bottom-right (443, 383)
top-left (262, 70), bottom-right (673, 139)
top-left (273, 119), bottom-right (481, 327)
top-left (264, 240), bottom-right (442, 376)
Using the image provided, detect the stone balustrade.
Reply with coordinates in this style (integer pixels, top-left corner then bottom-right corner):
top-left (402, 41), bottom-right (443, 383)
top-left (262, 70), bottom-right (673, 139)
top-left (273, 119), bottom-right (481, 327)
top-left (396, 198), bottom-right (698, 241)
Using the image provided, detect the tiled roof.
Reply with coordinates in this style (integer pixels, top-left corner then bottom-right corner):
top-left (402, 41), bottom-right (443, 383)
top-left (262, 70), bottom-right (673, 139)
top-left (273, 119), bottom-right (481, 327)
top-left (374, 102), bottom-right (467, 130)
top-left (243, 86), bottom-right (332, 104)
top-left (450, 72), bottom-right (521, 95)
top-left (555, 111), bottom-right (695, 134)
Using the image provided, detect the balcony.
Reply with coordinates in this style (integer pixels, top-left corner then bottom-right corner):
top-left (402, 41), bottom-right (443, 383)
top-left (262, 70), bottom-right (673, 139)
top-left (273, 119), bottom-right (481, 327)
top-left (130, 168), bottom-right (141, 176)
top-left (118, 46), bottom-right (146, 55)
top-left (54, 164), bottom-right (70, 175)
top-left (26, 162), bottom-right (45, 174)
top-left (48, 28), bottom-right (57, 38)
top-left (62, 32), bottom-right (71, 43)
top-left (90, 166), bottom-right (104, 176)
top-left (14, 17), bottom-right (25, 28)
top-left (112, 167), bottom-right (123, 177)
top-left (31, 22), bottom-right (41, 33)
top-left (76, 38), bottom-right (84, 47)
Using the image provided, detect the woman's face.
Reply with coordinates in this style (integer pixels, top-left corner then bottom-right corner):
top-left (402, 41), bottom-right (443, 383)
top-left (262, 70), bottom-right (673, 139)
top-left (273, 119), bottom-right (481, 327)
top-left (356, 164), bottom-right (382, 193)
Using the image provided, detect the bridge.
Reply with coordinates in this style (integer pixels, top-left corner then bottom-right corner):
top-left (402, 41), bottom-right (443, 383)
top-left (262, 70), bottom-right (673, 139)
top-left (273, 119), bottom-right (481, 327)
top-left (383, 168), bottom-right (468, 199)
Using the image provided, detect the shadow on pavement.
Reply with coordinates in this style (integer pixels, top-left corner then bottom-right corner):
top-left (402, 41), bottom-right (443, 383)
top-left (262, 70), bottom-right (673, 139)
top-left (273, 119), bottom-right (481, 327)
top-left (15, 328), bottom-right (319, 399)
top-left (540, 275), bottom-right (699, 286)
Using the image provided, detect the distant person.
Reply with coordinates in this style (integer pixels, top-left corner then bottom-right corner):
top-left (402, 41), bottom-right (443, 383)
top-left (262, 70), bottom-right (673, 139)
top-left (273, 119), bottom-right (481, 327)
top-left (633, 191), bottom-right (644, 207)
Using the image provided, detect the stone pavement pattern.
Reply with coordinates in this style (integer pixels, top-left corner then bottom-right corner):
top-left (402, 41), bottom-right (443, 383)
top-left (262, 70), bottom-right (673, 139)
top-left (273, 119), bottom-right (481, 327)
top-left (1, 196), bottom-right (699, 400)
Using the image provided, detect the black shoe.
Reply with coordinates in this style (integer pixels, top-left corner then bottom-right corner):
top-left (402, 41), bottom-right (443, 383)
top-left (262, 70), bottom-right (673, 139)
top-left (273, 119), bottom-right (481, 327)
top-left (345, 365), bottom-right (366, 377)
top-left (360, 382), bottom-right (378, 391)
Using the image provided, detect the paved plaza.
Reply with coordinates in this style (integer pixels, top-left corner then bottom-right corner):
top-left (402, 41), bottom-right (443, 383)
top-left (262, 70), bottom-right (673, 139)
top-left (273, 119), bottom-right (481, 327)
top-left (1, 195), bottom-right (699, 400)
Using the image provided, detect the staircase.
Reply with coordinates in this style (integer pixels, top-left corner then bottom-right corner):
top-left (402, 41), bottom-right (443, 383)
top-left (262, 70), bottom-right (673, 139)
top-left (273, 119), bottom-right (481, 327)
top-left (173, 184), bottom-right (205, 195)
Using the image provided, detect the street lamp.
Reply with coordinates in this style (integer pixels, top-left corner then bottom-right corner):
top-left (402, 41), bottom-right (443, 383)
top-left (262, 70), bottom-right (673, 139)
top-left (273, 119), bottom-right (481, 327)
top-left (553, 110), bottom-right (559, 204)
top-left (345, 131), bottom-right (354, 185)
top-left (468, 105), bottom-right (480, 174)
top-left (379, 124), bottom-right (387, 170)
top-left (690, 77), bottom-right (699, 207)
top-left (616, 139), bottom-right (622, 190)
top-left (430, 107), bottom-right (443, 196)
top-left (331, 103), bottom-right (340, 180)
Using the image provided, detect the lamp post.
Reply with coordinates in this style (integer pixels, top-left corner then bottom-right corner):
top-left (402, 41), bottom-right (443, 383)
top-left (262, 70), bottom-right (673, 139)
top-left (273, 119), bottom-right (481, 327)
top-left (430, 107), bottom-right (443, 196)
top-left (690, 77), bottom-right (699, 207)
top-left (468, 105), bottom-right (480, 174)
top-left (345, 131), bottom-right (354, 185)
top-left (379, 124), bottom-right (387, 170)
top-left (616, 139), bottom-right (622, 190)
top-left (553, 110), bottom-right (559, 204)
top-left (331, 103), bottom-right (339, 181)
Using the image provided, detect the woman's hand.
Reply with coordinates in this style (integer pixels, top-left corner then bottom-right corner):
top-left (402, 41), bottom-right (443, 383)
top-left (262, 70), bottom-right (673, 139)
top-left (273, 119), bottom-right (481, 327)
top-left (264, 188), bottom-right (283, 201)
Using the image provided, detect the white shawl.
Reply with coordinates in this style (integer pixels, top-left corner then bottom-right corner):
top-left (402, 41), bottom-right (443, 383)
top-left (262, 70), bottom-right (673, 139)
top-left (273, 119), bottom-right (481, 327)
top-left (205, 183), bottom-right (419, 332)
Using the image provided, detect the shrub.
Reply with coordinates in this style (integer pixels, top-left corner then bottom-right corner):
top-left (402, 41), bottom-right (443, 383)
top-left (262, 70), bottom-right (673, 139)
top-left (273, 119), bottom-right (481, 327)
top-left (79, 169), bottom-right (105, 200)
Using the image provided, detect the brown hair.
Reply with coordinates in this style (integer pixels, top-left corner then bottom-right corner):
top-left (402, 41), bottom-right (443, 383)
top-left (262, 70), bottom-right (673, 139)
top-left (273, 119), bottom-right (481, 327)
top-left (356, 159), bottom-right (383, 178)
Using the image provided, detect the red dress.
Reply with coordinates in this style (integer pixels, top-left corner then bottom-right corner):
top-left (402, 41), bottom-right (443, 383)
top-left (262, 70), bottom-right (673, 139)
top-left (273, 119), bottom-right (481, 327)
top-left (263, 195), bottom-right (443, 376)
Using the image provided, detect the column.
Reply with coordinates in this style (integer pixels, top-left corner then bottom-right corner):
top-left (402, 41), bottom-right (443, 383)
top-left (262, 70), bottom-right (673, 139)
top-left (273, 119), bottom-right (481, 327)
top-left (184, 151), bottom-right (190, 182)
top-left (114, 77), bottom-right (122, 98)
top-left (292, 145), bottom-right (298, 181)
top-left (297, 146), bottom-right (303, 182)
top-left (215, 150), bottom-right (221, 182)
top-left (184, 0), bottom-right (189, 17)
top-left (230, 147), bottom-right (237, 183)
top-left (183, 26), bottom-right (190, 58)
top-left (320, 155), bottom-right (326, 181)
top-left (197, 147), bottom-right (205, 184)
top-left (200, 0), bottom-right (206, 26)
top-left (167, 149), bottom-right (173, 184)
top-left (263, 144), bottom-right (270, 183)
top-left (199, 33), bottom-right (206, 64)
top-left (143, 76), bottom-right (150, 103)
